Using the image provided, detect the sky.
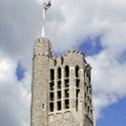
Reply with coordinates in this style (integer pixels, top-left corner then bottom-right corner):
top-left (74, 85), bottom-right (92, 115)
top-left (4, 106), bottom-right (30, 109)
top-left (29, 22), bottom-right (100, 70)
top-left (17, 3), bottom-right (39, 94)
top-left (0, 0), bottom-right (126, 126)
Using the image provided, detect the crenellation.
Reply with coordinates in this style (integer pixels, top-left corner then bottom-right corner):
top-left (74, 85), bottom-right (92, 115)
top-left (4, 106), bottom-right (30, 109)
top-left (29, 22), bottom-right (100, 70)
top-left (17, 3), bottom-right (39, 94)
top-left (31, 38), bottom-right (94, 126)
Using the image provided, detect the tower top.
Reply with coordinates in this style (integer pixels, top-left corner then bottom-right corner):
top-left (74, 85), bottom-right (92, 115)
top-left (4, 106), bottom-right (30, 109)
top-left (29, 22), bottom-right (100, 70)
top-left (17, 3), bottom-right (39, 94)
top-left (34, 38), bottom-right (52, 57)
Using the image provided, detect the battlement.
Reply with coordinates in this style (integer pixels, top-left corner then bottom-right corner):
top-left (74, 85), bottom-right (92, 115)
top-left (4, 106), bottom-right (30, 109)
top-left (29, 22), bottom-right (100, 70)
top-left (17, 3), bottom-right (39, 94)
top-left (31, 38), bottom-right (94, 126)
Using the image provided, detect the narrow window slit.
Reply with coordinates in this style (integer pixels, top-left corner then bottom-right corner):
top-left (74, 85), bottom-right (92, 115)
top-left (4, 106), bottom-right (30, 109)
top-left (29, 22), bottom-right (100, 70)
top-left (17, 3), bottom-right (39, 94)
top-left (50, 92), bottom-right (54, 101)
top-left (65, 79), bottom-right (69, 88)
top-left (64, 89), bottom-right (69, 98)
top-left (50, 82), bottom-right (54, 91)
top-left (75, 65), bottom-right (79, 77)
top-left (65, 66), bottom-right (69, 77)
top-left (57, 101), bottom-right (61, 111)
top-left (50, 103), bottom-right (54, 112)
top-left (50, 69), bottom-right (54, 81)
top-left (76, 79), bottom-right (80, 88)
top-left (57, 91), bottom-right (61, 99)
top-left (58, 67), bottom-right (61, 79)
top-left (65, 99), bottom-right (69, 109)
top-left (57, 81), bottom-right (61, 89)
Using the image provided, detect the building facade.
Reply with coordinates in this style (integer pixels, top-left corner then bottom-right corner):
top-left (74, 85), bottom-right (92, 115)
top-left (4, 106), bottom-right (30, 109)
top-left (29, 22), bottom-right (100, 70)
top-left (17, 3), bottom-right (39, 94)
top-left (31, 38), bottom-right (94, 126)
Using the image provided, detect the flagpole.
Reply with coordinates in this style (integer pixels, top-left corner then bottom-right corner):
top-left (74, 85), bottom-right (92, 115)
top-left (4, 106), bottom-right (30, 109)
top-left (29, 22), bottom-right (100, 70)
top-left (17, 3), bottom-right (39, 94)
top-left (42, 4), bottom-right (46, 38)
top-left (93, 110), bottom-right (96, 126)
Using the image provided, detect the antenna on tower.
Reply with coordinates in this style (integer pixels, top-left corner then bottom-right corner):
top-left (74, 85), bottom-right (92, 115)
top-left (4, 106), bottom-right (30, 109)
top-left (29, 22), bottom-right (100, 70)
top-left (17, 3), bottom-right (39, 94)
top-left (42, 0), bottom-right (52, 37)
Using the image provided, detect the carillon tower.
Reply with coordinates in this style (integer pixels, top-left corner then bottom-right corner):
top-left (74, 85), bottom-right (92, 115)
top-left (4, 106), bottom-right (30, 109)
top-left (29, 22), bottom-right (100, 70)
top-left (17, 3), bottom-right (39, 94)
top-left (31, 38), bottom-right (94, 126)
top-left (31, 1), bottom-right (95, 126)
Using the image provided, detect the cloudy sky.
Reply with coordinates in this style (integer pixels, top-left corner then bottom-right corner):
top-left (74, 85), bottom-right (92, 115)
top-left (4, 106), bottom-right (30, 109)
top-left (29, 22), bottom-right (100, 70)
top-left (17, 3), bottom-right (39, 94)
top-left (0, 0), bottom-right (126, 126)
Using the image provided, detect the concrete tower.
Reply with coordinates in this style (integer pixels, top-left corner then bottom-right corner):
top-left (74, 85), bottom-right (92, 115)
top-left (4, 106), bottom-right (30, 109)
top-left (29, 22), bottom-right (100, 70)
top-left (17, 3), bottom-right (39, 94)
top-left (31, 38), bottom-right (94, 126)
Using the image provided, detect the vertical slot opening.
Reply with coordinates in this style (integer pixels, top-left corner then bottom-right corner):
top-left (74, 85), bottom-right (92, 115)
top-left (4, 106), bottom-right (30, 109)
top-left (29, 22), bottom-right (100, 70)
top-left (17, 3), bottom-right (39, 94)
top-left (50, 69), bottom-right (54, 81)
top-left (65, 66), bottom-right (69, 77)
top-left (76, 79), bottom-right (80, 88)
top-left (50, 103), bottom-right (54, 112)
top-left (76, 99), bottom-right (78, 111)
top-left (65, 79), bottom-right (69, 88)
top-left (64, 89), bottom-right (69, 98)
top-left (57, 91), bottom-right (61, 99)
top-left (50, 92), bottom-right (54, 101)
top-left (57, 81), bottom-right (61, 89)
top-left (75, 65), bottom-right (79, 77)
top-left (58, 67), bottom-right (61, 79)
top-left (65, 99), bottom-right (69, 109)
top-left (76, 89), bottom-right (80, 98)
top-left (50, 82), bottom-right (54, 91)
top-left (57, 101), bottom-right (61, 111)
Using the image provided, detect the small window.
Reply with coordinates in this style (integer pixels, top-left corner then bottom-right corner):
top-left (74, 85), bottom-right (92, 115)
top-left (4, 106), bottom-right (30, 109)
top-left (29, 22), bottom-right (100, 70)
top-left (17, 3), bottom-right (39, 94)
top-left (57, 67), bottom-right (61, 79)
top-left (50, 69), bottom-right (54, 80)
top-left (75, 65), bottom-right (79, 77)
top-left (50, 93), bottom-right (54, 101)
top-left (87, 106), bottom-right (90, 114)
top-left (76, 79), bottom-right (80, 88)
top-left (65, 100), bottom-right (69, 109)
top-left (50, 102), bottom-right (54, 112)
top-left (57, 91), bottom-right (61, 99)
top-left (76, 99), bottom-right (78, 111)
top-left (57, 81), bottom-right (61, 89)
top-left (50, 82), bottom-right (54, 91)
top-left (57, 101), bottom-right (61, 111)
top-left (76, 89), bottom-right (80, 98)
top-left (64, 89), bottom-right (69, 98)
top-left (65, 79), bottom-right (69, 88)
top-left (85, 93), bottom-right (86, 99)
top-left (65, 66), bottom-right (69, 77)
top-left (85, 103), bottom-right (87, 111)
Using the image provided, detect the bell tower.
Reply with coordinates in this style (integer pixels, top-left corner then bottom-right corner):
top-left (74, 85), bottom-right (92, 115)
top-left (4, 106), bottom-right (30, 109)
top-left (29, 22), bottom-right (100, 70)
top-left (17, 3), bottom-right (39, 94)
top-left (31, 38), bottom-right (52, 126)
top-left (31, 38), bottom-right (94, 126)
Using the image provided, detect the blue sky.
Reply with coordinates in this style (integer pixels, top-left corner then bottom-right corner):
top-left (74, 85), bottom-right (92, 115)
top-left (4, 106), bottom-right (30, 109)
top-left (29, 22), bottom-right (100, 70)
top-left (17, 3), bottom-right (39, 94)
top-left (15, 35), bottom-right (126, 126)
top-left (97, 97), bottom-right (126, 126)
top-left (0, 0), bottom-right (126, 126)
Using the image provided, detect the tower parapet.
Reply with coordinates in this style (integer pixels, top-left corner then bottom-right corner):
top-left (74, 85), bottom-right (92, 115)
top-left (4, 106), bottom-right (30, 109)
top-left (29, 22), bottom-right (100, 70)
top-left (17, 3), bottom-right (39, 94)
top-left (34, 38), bottom-right (52, 57)
top-left (31, 38), bottom-right (94, 126)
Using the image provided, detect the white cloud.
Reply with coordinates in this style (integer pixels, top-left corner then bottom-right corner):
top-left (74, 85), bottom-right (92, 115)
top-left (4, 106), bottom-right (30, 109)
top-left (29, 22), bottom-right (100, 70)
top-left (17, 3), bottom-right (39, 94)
top-left (0, 54), bottom-right (31, 126)
top-left (87, 49), bottom-right (126, 118)
top-left (0, 0), bottom-right (126, 125)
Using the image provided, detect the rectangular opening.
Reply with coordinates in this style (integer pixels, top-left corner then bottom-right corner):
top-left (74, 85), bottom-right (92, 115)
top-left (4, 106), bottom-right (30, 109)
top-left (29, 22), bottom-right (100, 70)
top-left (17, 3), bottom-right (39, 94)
top-left (50, 69), bottom-right (54, 81)
top-left (57, 101), bottom-right (61, 111)
top-left (85, 103), bottom-right (87, 111)
top-left (50, 92), bottom-right (54, 101)
top-left (50, 102), bottom-right (54, 112)
top-left (76, 89), bottom-right (80, 98)
top-left (85, 93), bottom-right (86, 99)
top-left (76, 99), bottom-right (78, 111)
top-left (76, 79), bottom-right (80, 88)
top-left (57, 81), bottom-right (61, 89)
top-left (57, 91), bottom-right (61, 99)
top-left (50, 82), bottom-right (54, 91)
top-left (64, 89), bottom-right (69, 98)
top-left (65, 79), bottom-right (69, 88)
top-left (65, 99), bottom-right (69, 109)
top-left (87, 106), bottom-right (90, 114)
